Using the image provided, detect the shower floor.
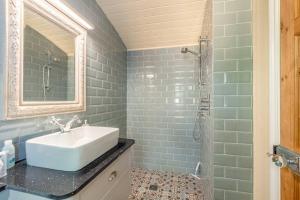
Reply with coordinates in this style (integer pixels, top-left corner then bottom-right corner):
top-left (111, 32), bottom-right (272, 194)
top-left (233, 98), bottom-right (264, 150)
top-left (128, 168), bottom-right (207, 200)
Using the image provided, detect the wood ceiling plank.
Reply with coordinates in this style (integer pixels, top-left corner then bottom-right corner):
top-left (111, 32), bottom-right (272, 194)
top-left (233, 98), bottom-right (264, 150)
top-left (96, 0), bottom-right (210, 49)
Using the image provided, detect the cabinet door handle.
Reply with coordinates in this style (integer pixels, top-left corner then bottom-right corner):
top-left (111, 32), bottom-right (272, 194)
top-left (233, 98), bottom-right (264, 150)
top-left (108, 171), bottom-right (117, 182)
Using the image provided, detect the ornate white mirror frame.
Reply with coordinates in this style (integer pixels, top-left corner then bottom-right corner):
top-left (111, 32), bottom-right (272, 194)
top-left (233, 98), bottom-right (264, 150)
top-left (5, 0), bottom-right (93, 119)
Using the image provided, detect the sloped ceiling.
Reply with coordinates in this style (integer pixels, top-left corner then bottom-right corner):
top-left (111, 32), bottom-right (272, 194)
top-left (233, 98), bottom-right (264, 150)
top-left (24, 7), bottom-right (75, 55)
top-left (96, 0), bottom-right (209, 50)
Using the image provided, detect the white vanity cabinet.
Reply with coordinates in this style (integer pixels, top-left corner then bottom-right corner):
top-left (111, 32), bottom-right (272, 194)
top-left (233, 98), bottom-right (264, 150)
top-left (78, 148), bottom-right (132, 200)
top-left (0, 148), bottom-right (132, 200)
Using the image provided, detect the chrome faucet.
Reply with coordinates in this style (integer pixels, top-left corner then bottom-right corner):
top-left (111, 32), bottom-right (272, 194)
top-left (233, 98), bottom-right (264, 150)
top-left (50, 116), bottom-right (65, 133)
top-left (50, 115), bottom-right (82, 133)
top-left (64, 115), bottom-right (82, 132)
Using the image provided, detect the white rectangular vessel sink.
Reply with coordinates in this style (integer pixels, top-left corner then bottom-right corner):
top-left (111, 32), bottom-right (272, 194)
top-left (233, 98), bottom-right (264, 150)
top-left (26, 126), bottom-right (119, 171)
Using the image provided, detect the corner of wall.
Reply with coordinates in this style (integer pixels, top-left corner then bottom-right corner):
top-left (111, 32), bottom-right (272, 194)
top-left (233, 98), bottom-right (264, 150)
top-left (253, 0), bottom-right (271, 199)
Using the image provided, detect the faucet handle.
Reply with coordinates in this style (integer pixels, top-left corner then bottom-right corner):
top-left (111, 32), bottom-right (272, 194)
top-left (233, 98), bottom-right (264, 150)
top-left (49, 116), bottom-right (61, 124)
top-left (83, 120), bottom-right (89, 126)
top-left (51, 116), bottom-right (60, 120)
top-left (72, 115), bottom-right (82, 124)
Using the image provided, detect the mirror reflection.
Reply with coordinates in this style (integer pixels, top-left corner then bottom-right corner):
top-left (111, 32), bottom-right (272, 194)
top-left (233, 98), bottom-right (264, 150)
top-left (23, 6), bottom-right (76, 102)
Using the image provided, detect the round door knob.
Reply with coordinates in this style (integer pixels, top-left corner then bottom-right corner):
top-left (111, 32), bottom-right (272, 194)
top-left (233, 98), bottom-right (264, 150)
top-left (267, 153), bottom-right (287, 168)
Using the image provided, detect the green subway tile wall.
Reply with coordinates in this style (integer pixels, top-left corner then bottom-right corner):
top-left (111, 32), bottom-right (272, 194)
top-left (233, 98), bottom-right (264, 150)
top-left (213, 0), bottom-right (253, 199)
top-left (23, 26), bottom-right (73, 101)
top-left (127, 46), bottom-right (204, 174)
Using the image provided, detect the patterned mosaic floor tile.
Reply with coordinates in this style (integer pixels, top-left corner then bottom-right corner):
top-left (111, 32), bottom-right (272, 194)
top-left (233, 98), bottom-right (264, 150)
top-left (129, 168), bottom-right (206, 200)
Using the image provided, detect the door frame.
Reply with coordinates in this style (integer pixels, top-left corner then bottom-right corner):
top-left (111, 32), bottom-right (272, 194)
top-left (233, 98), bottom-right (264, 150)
top-left (253, 0), bottom-right (280, 199)
top-left (269, 0), bottom-right (280, 199)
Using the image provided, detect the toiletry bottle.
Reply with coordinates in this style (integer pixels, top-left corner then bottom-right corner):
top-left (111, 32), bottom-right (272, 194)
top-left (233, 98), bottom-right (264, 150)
top-left (0, 151), bottom-right (7, 178)
top-left (2, 140), bottom-right (15, 169)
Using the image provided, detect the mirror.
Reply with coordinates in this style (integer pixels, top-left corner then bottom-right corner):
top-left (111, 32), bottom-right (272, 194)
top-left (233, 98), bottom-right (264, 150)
top-left (23, 6), bottom-right (76, 102)
top-left (5, 0), bottom-right (93, 119)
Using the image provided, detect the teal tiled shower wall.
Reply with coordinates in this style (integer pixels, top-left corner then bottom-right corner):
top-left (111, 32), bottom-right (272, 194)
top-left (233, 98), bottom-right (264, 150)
top-left (127, 46), bottom-right (207, 174)
top-left (0, 0), bottom-right (127, 159)
top-left (213, 0), bottom-right (253, 200)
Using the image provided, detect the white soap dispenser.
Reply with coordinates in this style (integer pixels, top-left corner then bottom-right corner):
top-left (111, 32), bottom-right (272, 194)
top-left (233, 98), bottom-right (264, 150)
top-left (0, 151), bottom-right (7, 178)
top-left (2, 140), bottom-right (15, 169)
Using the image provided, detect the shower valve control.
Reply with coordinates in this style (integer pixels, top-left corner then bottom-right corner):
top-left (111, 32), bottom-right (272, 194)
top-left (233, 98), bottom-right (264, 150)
top-left (199, 94), bottom-right (211, 116)
top-left (200, 95), bottom-right (210, 104)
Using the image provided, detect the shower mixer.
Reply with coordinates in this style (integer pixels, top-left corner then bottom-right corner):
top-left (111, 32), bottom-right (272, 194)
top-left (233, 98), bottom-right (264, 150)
top-left (180, 36), bottom-right (212, 180)
top-left (42, 50), bottom-right (61, 100)
top-left (199, 94), bottom-right (211, 117)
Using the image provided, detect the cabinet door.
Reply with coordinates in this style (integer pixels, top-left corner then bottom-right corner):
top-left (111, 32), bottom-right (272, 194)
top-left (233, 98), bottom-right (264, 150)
top-left (79, 149), bottom-right (132, 200)
top-left (101, 171), bottom-right (131, 200)
top-left (4, 190), bottom-right (80, 200)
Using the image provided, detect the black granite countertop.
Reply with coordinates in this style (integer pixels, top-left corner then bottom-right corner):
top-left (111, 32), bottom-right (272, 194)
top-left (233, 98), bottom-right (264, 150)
top-left (0, 183), bottom-right (5, 192)
top-left (0, 138), bottom-right (134, 199)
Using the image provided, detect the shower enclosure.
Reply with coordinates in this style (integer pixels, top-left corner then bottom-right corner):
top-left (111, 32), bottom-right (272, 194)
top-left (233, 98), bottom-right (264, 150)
top-left (127, 0), bottom-right (213, 199)
top-left (127, 43), bottom-right (213, 197)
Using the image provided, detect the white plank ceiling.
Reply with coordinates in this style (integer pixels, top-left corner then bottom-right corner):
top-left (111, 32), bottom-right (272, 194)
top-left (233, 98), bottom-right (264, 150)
top-left (96, 0), bottom-right (209, 50)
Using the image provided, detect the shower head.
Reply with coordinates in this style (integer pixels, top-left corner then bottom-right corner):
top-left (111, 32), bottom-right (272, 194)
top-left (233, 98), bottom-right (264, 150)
top-left (45, 50), bottom-right (61, 64)
top-left (180, 47), bottom-right (200, 57)
top-left (181, 47), bottom-right (189, 53)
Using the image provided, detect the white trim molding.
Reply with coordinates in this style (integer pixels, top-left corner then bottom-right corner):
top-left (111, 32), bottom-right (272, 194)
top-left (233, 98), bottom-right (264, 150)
top-left (269, 0), bottom-right (281, 199)
top-left (5, 0), bottom-right (93, 119)
top-left (46, 0), bottom-right (94, 30)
